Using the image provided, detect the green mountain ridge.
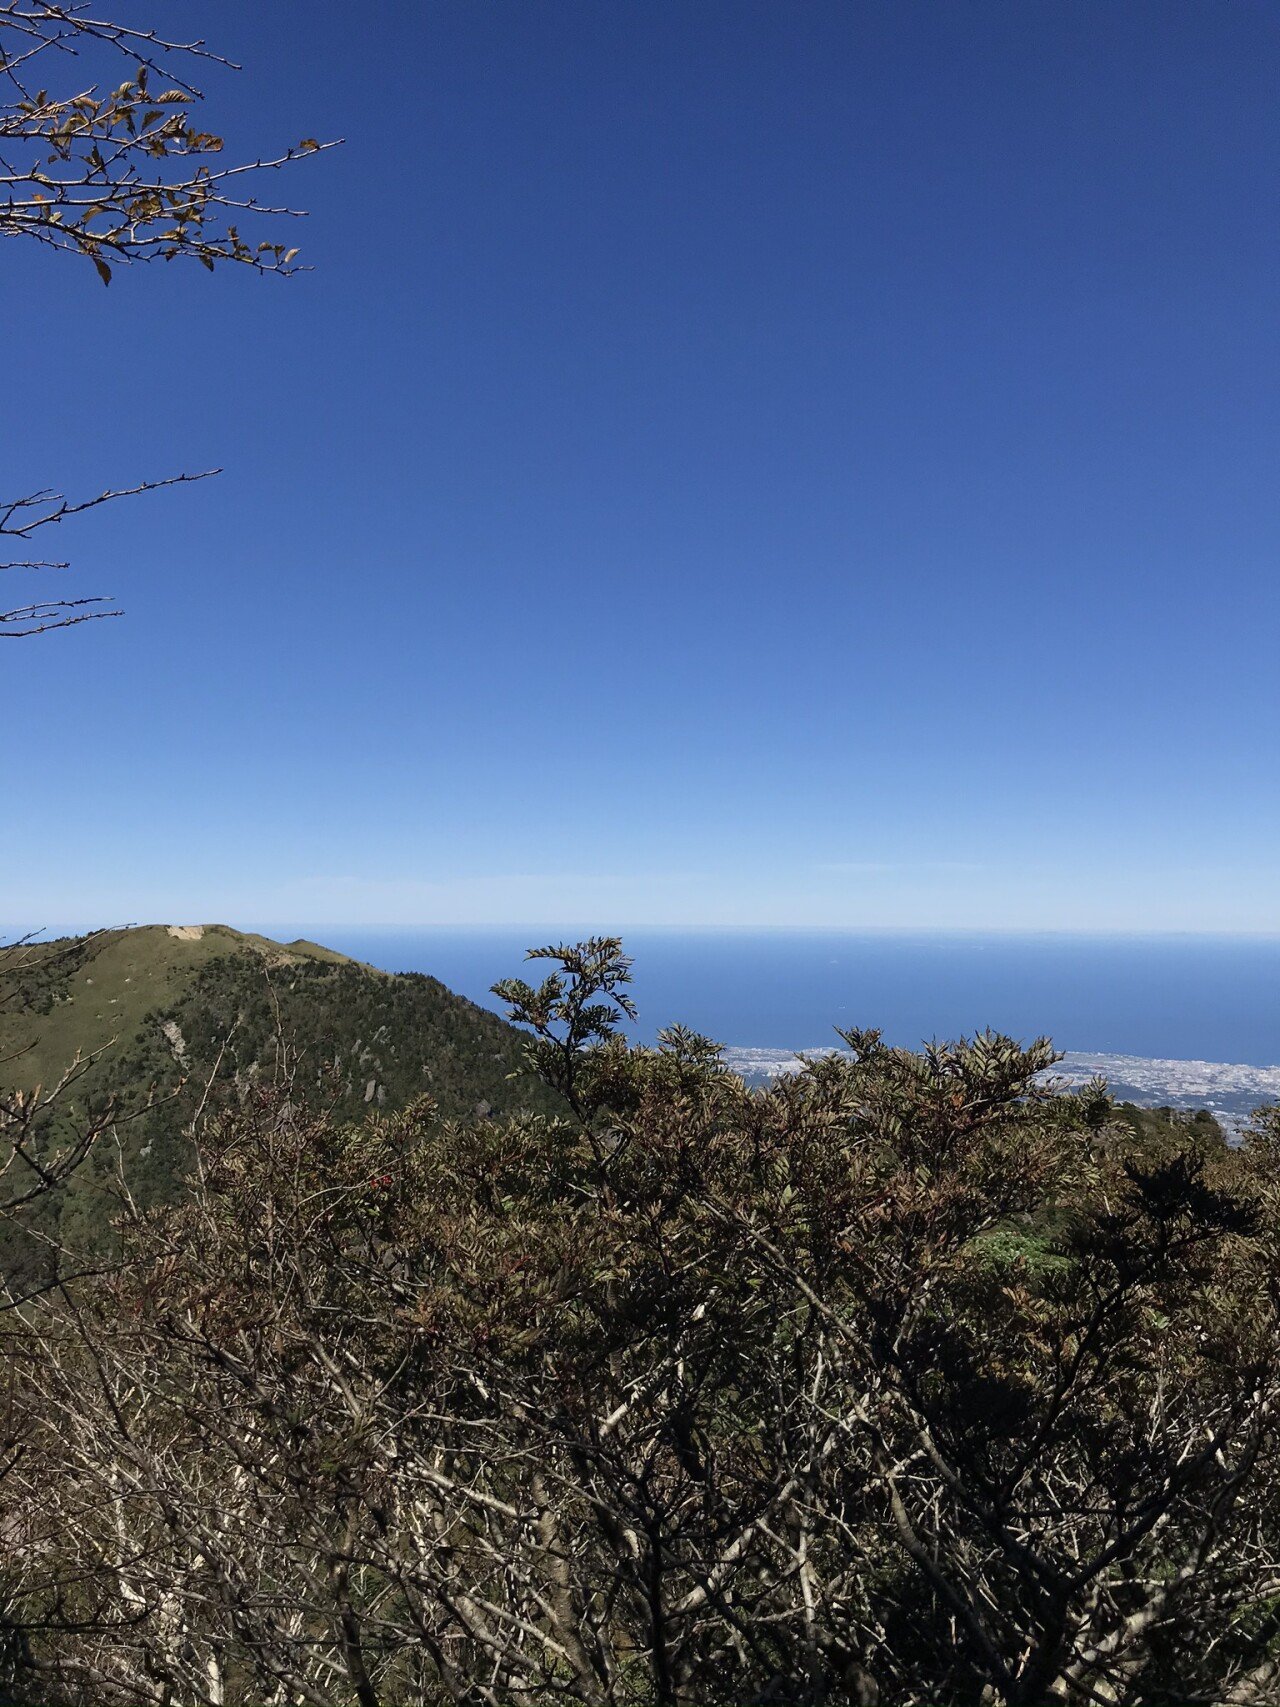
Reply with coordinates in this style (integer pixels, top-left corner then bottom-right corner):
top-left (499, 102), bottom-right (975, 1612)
top-left (1, 924), bottom-right (555, 1269)
top-left (4, 924), bottom-right (362, 1093)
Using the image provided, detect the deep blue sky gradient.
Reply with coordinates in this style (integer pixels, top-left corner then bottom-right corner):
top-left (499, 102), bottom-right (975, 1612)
top-left (5, 1), bottom-right (1279, 929)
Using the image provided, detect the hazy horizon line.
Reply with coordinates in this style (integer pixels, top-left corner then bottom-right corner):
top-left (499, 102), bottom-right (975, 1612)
top-left (13, 920), bottom-right (1280, 944)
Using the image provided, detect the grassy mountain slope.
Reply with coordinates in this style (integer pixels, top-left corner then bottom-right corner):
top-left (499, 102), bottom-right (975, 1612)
top-left (3, 924), bottom-right (547, 1116)
top-left (1, 925), bottom-right (553, 1269)
top-left (3, 926), bottom-right (353, 1097)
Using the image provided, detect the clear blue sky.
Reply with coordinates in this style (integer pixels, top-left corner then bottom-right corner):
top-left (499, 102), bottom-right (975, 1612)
top-left (5, 0), bottom-right (1280, 932)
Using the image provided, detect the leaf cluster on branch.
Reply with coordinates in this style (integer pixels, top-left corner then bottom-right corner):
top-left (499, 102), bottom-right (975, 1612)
top-left (0, 2), bottom-right (334, 279)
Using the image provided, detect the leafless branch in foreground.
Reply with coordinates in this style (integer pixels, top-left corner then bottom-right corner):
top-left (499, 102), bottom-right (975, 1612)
top-left (0, 470), bottom-right (219, 635)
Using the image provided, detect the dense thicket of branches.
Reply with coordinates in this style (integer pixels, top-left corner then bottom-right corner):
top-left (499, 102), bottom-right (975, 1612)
top-left (2, 941), bottom-right (1279, 1706)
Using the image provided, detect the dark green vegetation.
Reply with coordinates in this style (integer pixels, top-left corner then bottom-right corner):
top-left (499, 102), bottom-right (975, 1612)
top-left (0, 925), bottom-right (557, 1273)
top-left (1115, 1100), bottom-right (1225, 1150)
top-left (3, 939), bottom-right (1279, 1707)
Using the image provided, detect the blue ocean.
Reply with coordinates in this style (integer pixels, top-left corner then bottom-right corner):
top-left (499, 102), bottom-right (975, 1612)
top-left (262, 928), bottom-right (1280, 1068)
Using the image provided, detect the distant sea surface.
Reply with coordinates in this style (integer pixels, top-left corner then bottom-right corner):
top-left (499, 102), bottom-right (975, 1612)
top-left (268, 927), bottom-right (1280, 1130)
top-left (265, 928), bottom-right (1280, 1066)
